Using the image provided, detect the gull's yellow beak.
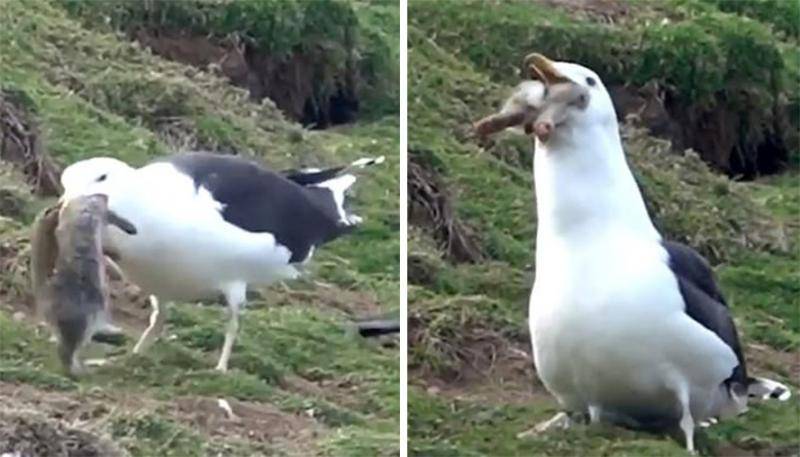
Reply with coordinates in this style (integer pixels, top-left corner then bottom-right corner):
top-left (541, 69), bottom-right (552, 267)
top-left (524, 53), bottom-right (569, 86)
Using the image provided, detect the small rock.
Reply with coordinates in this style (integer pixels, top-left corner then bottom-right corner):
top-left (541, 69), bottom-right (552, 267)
top-left (12, 311), bottom-right (25, 322)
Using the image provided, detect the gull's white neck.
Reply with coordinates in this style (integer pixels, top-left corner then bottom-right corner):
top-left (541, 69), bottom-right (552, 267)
top-left (534, 123), bottom-right (659, 249)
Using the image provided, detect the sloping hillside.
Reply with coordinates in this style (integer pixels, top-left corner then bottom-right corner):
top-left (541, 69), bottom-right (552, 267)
top-left (408, 1), bottom-right (799, 456)
top-left (0, 1), bottom-right (398, 456)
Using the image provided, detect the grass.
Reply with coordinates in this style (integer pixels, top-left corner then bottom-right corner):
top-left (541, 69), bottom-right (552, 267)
top-left (0, 0), bottom-right (398, 455)
top-left (408, 1), bottom-right (799, 456)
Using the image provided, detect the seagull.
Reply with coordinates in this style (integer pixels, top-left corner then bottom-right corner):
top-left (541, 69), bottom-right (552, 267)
top-left (492, 54), bottom-right (790, 452)
top-left (59, 151), bottom-right (384, 372)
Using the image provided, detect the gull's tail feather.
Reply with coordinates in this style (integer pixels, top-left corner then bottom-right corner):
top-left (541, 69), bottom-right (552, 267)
top-left (747, 376), bottom-right (791, 401)
top-left (295, 156), bottom-right (385, 229)
top-left (283, 156), bottom-right (385, 186)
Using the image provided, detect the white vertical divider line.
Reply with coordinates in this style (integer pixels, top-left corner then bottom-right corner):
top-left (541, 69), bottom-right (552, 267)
top-left (399, 0), bottom-right (409, 454)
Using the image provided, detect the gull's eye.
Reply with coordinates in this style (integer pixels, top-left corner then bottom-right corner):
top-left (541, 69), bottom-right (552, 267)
top-left (96, 174), bottom-right (107, 182)
top-left (586, 77), bottom-right (596, 87)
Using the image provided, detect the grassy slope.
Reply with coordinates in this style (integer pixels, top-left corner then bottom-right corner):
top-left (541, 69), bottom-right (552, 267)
top-left (408, 1), bottom-right (799, 456)
top-left (58, 0), bottom-right (401, 121)
top-left (410, 0), bottom-right (799, 169)
top-left (0, 1), bottom-right (398, 456)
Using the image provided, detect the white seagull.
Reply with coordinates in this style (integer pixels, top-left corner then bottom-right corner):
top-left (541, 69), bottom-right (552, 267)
top-left (60, 151), bottom-right (384, 372)
top-left (495, 54), bottom-right (790, 452)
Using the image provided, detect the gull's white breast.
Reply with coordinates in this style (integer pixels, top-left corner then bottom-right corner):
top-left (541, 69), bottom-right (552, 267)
top-left (529, 228), bottom-right (738, 421)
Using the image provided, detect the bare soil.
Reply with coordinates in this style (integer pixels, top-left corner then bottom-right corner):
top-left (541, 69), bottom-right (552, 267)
top-left (0, 380), bottom-right (324, 457)
top-left (172, 396), bottom-right (322, 453)
top-left (0, 383), bottom-right (130, 457)
top-left (413, 334), bottom-right (549, 405)
top-left (132, 30), bottom-right (359, 128)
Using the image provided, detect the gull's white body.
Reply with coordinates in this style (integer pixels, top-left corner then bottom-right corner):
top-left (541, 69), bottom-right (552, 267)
top-left (82, 162), bottom-right (298, 301)
top-left (526, 62), bottom-right (739, 448)
top-left (529, 130), bottom-right (738, 424)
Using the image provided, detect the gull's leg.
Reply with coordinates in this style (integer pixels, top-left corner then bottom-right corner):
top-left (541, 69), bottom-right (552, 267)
top-left (132, 295), bottom-right (166, 354)
top-left (677, 386), bottom-right (696, 454)
top-left (517, 411), bottom-right (584, 438)
top-left (215, 283), bottom-right (247, 373)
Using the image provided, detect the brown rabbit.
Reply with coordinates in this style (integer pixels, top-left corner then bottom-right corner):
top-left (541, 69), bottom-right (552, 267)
top-left (31, 194), bottom-right (136, 376)
top-left (473, 53), bottom-right (589, 141)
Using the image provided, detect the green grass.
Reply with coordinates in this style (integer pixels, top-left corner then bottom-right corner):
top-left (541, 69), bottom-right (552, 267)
top-left (408, 1), bottom-right (799, 456)
top-left (0, 0), bottom-right (398, 455)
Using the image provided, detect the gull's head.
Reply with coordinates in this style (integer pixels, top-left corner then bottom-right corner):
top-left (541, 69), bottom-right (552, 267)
top-left (60, 157), bottom-right (134, 202)
top-left (523, 53), bottom-right (617, 144)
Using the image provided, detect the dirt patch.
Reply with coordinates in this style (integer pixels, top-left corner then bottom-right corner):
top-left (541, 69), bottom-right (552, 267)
top-left (412, 319), bottom-right (547, 405)
top-left (271, 283), bottom-right (385, 318)
top-left (0, 89), bottom-right (62, 196)
top-left (283, 373), bottom-right (375, 413)
top-left (172, 396), bottom-right (322, 451)
top-left (416, 358), bottom-right (547, 407)
top-left (746, 343), bottom-right (800, 383)
top-left (712, 443), bottom-right (800, 457)
top-left (132, 30), bottom-right (359, 128)
top-left (0, 409), bottom-right (126, 457)
top-left (409, 150), bottom-right (484, 265)
top-left (0, 383), bottom-right (133, 457)
top-left (0, 381), bottom-right (325, 455)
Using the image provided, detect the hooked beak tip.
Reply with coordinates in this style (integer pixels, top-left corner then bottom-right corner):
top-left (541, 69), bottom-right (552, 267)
top-left (523, 53), bottom-right (568, 85)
